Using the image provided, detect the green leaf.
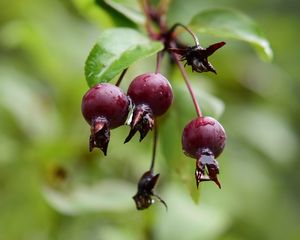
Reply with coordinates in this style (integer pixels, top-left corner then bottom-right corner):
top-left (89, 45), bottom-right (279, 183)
top-left (72, 0), bottom-right (136, 28)
top-left (43, 180), bottom-right (136, 215)
top-left (173, 81), bottom-right (225, 120)
top-left (156, 185), bottom-right (230, 240)
top-left (0, 64), bottom-right (59, 139)
top-left (189, 8), bottom-right (273, 61)
top-left (85, 28), bottom-right (163, 87)
top-left (104, 0), bottom-right (145, 24)
top-left (72, 0), bottom-right (115, 27)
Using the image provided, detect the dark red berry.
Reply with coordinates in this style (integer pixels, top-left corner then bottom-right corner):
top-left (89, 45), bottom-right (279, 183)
top-left (125, 73), bottom-right (173, 143)
top-left (182, 116), bottom-right (226, 188)
top-left (81, 83), bottom-right (129, 155)
top-left (133, 171), bottom-right (167, 210)
top-left (128, 73), bottom-right (173, 116)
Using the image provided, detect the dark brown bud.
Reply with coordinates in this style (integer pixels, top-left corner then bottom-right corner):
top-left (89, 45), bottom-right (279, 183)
top-left (133, 171), bottom-right (167, 210)
top-left (169, 42), bottom-right (225, 74)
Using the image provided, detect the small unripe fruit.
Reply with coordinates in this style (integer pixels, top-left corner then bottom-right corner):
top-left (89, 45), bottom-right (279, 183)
top-left (182, 116), bottom-right (226, 188)
top-left (125, 73), bottom-right (173, 143)
top-left (81, 83), bottom-right (129, 155)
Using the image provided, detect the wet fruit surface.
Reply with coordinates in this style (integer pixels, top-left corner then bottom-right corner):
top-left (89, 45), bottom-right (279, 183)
top-left (81, 83), bottom-right (129, 155)
top-left (125, 73), bottom-right (173, 143)
top-left (182, 116), bottom-right (226, 159)
top-left (127, 73), bottom-right (173, 116)
top-left (82, 83), bottom-right (129, 129)
top-left (182, 116), bottom-right (226, 188)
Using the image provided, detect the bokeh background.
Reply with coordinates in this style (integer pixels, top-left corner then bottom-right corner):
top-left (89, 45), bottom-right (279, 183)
top-left (0, 0), bottom-right (299, 239)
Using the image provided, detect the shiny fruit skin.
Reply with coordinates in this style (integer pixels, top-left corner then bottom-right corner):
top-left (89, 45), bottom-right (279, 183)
top-left (182, 116), bottom-right (226, 159)
top-left (81, 83), bottom-right (129, 128)
top-left (127, 73), bottom-right (173, 116)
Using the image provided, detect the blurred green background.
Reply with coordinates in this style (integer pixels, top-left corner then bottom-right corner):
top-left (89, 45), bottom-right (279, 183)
top-left (0, 0), bottom-right (299, 239)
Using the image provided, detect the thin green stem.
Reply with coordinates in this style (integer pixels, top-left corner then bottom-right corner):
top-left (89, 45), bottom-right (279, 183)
top-left (155, 51), bottom-right (164, 74)
top-left (141, 0), bottom-right (158, 39)
top-left (169, 23), bottom-right (200, 46)
top-left (171, 49), bottom-right (202, 117)
top-left (115, 68), bottom-right (128, 87)
top-left (149, 122), bottom-right (158, 173)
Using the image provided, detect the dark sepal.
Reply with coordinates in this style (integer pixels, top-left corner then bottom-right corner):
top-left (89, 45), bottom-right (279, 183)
top-left (89, 117), bottom-right (110, 156)
top-left (195, 149), bottom-right (221, 188)
top-left (205, 42), bottom-right (226, 56)
top-left (124, 104), bottom-right (154, 143)
top-left (169, 41), bottom-right (225, 74)
top-left (133, 171), bottom-right (167, 210)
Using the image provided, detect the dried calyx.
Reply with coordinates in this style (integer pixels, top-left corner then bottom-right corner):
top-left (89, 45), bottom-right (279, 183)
top-left (125, 104), bottom-right (154, 143)
top-left (89, 117), bottom-right (110, 155)
top-left (169, 42), bottom-right (225, 74)
top-left (195, 148), bottom-right (221, 188)
top-left (167, 23), bottom-right (225, 74)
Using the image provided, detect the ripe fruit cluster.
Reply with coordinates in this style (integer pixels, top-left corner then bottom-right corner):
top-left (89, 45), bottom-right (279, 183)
top-left (81, 73), bottom-right (173, 154)
top-left (81, 11), bottom-right (227, 210)
top-left (82, 71), bottom-right (226, 210)
top-left (82, 73), bottom-right (173, 209)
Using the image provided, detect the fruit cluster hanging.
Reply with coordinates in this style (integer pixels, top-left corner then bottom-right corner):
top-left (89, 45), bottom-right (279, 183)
top-left (81, 1), bottom-right (226, 210)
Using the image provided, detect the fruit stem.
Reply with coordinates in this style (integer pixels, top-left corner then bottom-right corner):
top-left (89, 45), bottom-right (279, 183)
top-left (149, 121), bottom-right (158, 173)
top-left (155, 51), bottom-right (164, 74)
top-left (115, 68), bottom-right (128, 87)
top-left (141, 0), bottom-right (160, 39)
top-left (171, 49), bottom-right (203, 117)
top-left (169, 23), bottom-right (200, 46)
